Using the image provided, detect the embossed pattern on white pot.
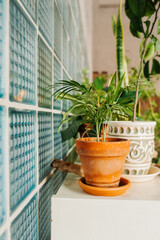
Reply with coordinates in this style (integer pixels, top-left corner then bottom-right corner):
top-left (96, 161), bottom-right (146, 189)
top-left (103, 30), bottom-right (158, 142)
top-left (108, 121), bottom-right (156, 175)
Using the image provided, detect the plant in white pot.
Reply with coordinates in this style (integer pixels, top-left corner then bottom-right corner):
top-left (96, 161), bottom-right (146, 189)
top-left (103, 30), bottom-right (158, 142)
top-left (108, 0), bottom-right (160, 176)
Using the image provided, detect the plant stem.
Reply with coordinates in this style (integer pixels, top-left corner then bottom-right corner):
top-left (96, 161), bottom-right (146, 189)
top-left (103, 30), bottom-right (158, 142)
top-left (132, 3), bottom-right (160, 122)
top-left (103, 123), bottom-right (106, 142)
top-left (96, 122), bottom-right (99, 142)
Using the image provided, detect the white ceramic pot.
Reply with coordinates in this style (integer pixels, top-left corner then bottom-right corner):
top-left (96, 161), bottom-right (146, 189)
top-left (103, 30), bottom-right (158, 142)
top-left (108, 121), bottom-right (156, 175)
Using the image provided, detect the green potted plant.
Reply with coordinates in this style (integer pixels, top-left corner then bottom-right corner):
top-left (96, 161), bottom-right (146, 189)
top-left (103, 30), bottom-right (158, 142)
top-left (108, 0), bottom-right (160, 176)
top-left (58, 72), bottom-right (108, 141)
top-left (52, 74), bottom-right (131, 188)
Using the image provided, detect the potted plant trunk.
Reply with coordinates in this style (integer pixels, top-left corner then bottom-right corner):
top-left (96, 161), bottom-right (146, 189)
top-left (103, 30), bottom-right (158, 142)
top-left (109, 0), bottom-right (159, 176)
top-left (52, 73), bottom-right (132, 188)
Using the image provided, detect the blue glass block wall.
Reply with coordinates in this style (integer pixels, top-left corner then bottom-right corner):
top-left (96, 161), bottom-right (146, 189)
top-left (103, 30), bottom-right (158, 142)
top-left (39, 175), bottom-right (53, 240)
top-left (0, 231), bottom-right (6, 240)
top-left (38, 0), bottom-right (53, 47)
top-left (38, 112), bottom-right (52, 182)
top-left (62, 121), bottom-right (69, 159)
top-left (20, 0), bottom-right (37, 22)
top-left (9, 109), bottom-right (36, 213)
top-left (11, 194), bottom-right (38, 240)
top-left (10, 0), bottom-right (36, 105)
top-left (38, 36), bottom-right (52, 109)
top-left (0, 0), bottom-right (88, 238)
top-left (54, 57), bottom-right (61, 110)
top-left (53, 113), bottom-right (62, 160)
top-left (0, 107), bottom-right (6, 226)
top-left (0, 0), bottom-right (6, 98)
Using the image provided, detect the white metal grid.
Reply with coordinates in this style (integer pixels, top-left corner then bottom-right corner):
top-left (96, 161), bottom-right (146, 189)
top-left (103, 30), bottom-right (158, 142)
top-left (0, 0), bottom-right (88, 238)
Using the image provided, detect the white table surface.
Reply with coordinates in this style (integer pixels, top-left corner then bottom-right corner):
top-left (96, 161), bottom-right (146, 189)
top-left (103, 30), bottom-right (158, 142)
top-left (51, 173), bottom-right (160, 240)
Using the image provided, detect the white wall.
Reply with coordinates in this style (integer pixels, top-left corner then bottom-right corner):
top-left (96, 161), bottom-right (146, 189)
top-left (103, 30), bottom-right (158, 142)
top-left (92, 0), bottom-right (141, 74)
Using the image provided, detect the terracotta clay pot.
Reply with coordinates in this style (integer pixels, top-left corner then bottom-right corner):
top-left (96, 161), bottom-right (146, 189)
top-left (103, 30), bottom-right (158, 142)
top-left (76, 137), bottom-right (130, 188)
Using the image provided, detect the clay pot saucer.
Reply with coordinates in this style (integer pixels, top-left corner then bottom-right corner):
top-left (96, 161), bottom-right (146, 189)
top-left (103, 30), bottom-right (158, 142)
top-left (78, 177), bottom-right (131, 197)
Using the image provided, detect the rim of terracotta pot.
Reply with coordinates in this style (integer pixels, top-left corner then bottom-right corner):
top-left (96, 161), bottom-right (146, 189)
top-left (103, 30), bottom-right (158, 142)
top-left (76, 137), bottom-right (129, 142)
top-left (76, 137), bottom-right (130, 156)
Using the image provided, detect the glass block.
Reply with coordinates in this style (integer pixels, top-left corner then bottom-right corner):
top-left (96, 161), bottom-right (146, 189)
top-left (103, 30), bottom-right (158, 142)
top-left (38, 112), bottom-right (52, 182)
top-left (38, 0), bottom-right (53, 48)
top-left (38, 37), bottom-right (52, 109)
top-left (0, 0), bottom-right (6, 98)
top-left (56, 0), bottom-right (63, 17)
top-left (68, 42), bottom-right (73, 79)
top-left (70, 0), bottom-right (77, 21)
top-left (76, 60), bottom-right (81, 83)
top-left (0, 231), bottom-right (6, 240)
top-left (20, 0), bottom-right (37, 22)
top-left (54, 3), bottom-right (61, 60)
top-left (72, 28), bottom-right (77, 58)
top-left (69, 20), bottom-right (76, 57)
top-left (62, 0), bottom-right (69, 32)
top-left (39, 175), bottom-right (53, 240)
top-left (71, 54), bottom-right (76, 80)
top-left (54, 57), bottom-right (61, 110)
top-left (73, 1), bottom-right (81, 31)
top-left (11, 194), bottom-right (38, 240)
top-left (62, 71), bottom-right (68, 112)
top-left (53, 113), bottom-right (62, 160)
top-left (62, 26), bottom-right (68, 71)
top-left (9, 109), bottom-right (36, 213)
top-left (68, 7), bottom-right (72, 38)
top-left (0, 107), bottom-right (6, 226)
top-left (9, 0), bottom-right (36, 105)
top-left (53, 169), bottom-right (64, 194)
top-left (62, 121), bottom-right (69, 158)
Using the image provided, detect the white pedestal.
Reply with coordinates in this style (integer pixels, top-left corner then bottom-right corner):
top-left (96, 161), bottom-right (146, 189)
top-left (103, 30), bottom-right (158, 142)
top-left (51, 173), bottom-right (160, 240)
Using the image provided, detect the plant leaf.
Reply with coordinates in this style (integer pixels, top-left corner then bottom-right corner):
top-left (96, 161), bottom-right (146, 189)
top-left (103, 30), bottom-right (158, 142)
top-left (108, 72), bottom-right (116, 90)
top-left (112, 15), bottom-right (117, 36)
top-left (144, 42), bottom-right (155, 61)
top-left (96, 90), bottom-right (106, 97)
top-left (144, 20), bottom-right (150, 37)
top-left (112, 73), bottom-right (125, 103)
top-left (139, 39), bottom-right (145, 53)
top-left (145, 0), bottom-right (155, 16)
top-left (155, 38), bottom-right (160, 52)
top-left (61, 118), bottom-right (84, 142)
top-left (118, 89), bottom-right (136, 103)
top-left (128, 0), bottom-right (147, 17)
top-left (116, 0), bottom-right (125, 83)
top-left (94, 77), bottom-right (103, 90)
top-left (144, 61), bottom-right (150, 79)
top-left (125, 0), bottom-right (144, 32)
top-left (151, 59), bottom-right (160, 74)
top-left (55, 92), bottom-right (85, 104)
top-left (157, 18), bottom-right (160, 34)
top-left (124, 58), bottom-right (129, 86)
top-left (130, 22), bottom-right (141, 38)
top-left (62, 103), bottom-right (83, 122)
